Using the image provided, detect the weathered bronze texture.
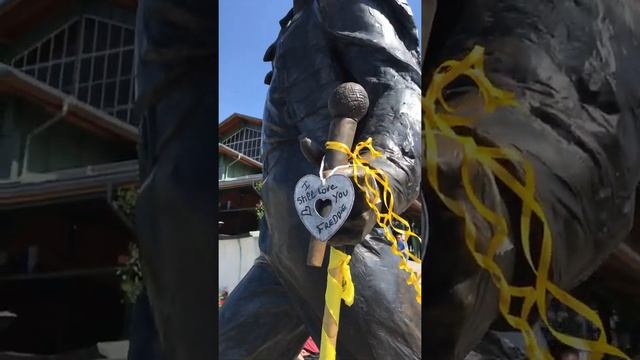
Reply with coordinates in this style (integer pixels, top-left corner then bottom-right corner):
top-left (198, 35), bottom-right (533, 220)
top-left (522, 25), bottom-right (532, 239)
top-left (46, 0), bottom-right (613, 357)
top-left (133, 0), bottom-right (216, 359)
top-left (422, 1), bottom-right (640, 358)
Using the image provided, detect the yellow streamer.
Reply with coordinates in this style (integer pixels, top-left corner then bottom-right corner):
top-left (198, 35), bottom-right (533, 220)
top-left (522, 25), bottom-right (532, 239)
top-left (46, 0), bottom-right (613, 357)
top-left (423, 45), bottom-right (630, 359)
top-left (319, 247), bottom-right (354, 360)
top-left (326, 139), bottom-right (423, 303)
top-left (318, 138), bottom-right (423, 360)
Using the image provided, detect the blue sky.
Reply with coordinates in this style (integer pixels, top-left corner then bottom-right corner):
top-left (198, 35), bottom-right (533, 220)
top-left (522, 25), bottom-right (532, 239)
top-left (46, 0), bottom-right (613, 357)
top-left (219, 0), bottom-right (421, 122)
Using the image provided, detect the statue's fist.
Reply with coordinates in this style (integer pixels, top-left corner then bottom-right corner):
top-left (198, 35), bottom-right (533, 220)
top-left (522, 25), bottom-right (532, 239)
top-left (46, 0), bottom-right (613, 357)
top-left (299, 136), bottom-right (381, 246)
top-left (323, 165), bottom-right (379, 246)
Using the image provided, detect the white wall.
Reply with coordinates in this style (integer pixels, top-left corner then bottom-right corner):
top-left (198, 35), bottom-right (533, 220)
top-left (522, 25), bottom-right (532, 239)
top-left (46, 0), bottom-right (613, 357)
top-left (218, 232), bottom-right (260, 293)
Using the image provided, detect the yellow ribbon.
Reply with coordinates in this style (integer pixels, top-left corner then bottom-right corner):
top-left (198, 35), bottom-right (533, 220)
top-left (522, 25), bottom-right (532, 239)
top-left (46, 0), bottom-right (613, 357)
top-left (319, 247), bottom-right (354, 360)
top-left (423, 45), bottom-right (630, 359)
top-left (326, 139), bottom-right (423, 303)
top-left (318, 138), bottom-right (423, 360)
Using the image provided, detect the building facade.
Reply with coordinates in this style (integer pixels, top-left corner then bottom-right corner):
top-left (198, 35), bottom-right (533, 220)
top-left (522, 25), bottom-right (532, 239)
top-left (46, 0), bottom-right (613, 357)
top-left (0, 0), bottom-right (138, 355)
top-left (218, 113), bottom-right (262, 236)
top-left (217, 113), bottom-right (262, 294)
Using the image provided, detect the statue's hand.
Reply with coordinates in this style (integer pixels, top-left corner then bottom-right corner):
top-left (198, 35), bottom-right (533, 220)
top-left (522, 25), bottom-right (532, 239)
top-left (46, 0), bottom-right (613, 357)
top-left (300, 137), bottom-right (382, 246)
top-left (323, 163), bottom-right (379, 247)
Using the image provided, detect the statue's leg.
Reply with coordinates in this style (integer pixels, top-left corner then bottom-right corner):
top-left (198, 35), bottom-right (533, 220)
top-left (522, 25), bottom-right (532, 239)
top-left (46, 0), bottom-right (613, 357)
top-left (134, 0), bottom-right (216, 358)
top-left (219, 256), bottom-right (310, 359)
top-left (127, 289), bottom-right (162, 360)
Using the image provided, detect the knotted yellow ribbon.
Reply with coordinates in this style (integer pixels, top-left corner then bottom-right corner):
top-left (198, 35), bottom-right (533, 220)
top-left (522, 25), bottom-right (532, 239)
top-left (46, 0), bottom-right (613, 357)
top-left (326, 139), bottom-right (423, 303)
top-left (319, 247), bottom-right (354, 360)
top-left (318, 138), bottom-right (423, 360)
top-left (423, 45), bottom-right (630, 359)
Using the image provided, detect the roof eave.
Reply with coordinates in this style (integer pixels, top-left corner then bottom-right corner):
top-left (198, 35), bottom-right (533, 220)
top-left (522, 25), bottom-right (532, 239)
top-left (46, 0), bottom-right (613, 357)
top-left (0, 64), bottom-right (139, 143)
top-left (0, 160), bottom-right (139, 209)
top-left (218, 174), bottom-right (262, 190)
top-left (218, 143), bottom-right (263, 170)
top-left (218, 113), bottom-right (262, 136)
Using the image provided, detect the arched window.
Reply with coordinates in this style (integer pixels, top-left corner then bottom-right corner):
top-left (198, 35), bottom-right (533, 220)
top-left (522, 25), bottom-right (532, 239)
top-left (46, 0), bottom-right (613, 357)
top-left (11, 16), bottom-right (137, 125)
top-left (221, 127), bottom-right (262, 162)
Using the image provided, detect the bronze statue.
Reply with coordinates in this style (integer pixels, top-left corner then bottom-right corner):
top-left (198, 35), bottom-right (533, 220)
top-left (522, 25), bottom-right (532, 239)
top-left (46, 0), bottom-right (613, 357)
top-left (134, 0), bottom-right (216, 359)
top-left (219, 0), bottom-right (423, 358)
top-left (422, 1), bottom-right (640, 358)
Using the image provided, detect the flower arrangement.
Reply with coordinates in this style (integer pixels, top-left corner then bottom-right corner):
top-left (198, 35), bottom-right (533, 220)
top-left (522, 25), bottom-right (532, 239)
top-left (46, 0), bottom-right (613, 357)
top-left (117, 242), bottom-right (144, 304)
top-left (219, 290), bottom-right (229, 308)
top-left (113, 186), bottom-right (144, 304)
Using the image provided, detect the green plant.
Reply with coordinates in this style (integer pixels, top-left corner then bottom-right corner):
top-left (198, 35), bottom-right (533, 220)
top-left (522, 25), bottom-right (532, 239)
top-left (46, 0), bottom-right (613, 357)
top-left (256, 201), bottom-right (265, 220)
top-left (253, 180), bottom-right (263, 193)
top-left (254, 181), bottom-right (265, 220)
top-left (114, 186), bottom-right (138, 222)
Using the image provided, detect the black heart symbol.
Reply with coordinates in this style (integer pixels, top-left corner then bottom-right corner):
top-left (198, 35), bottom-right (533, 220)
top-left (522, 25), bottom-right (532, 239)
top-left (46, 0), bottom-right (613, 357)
top-left (315, 198), bottom-right (332, 217)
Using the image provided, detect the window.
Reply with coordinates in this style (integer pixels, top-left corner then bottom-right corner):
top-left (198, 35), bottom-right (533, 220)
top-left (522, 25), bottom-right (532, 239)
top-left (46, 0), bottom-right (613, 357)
top-left (11, 16), bottom-right (137, 125)
top-left (221, 127), bottom-right (262, 162)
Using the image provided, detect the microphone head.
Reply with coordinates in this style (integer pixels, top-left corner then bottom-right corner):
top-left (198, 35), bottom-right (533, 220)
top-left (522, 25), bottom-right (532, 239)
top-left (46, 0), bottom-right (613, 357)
top-left (328, 82), bottom-right (369, 121)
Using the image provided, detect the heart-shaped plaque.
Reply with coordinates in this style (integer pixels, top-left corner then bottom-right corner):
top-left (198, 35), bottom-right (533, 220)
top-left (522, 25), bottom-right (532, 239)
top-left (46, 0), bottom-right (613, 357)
top-left (294, 174), bottom-right (355, 242)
